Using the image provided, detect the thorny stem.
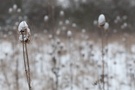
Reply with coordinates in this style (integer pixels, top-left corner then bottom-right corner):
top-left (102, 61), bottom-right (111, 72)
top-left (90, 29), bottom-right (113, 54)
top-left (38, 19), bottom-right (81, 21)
top-left (21, 32), bottom-right (32, 90)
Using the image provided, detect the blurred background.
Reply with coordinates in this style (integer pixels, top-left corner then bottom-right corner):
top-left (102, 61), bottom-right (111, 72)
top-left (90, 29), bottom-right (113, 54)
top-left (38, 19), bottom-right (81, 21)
top-left (0, 0), bottom-right (135, 90)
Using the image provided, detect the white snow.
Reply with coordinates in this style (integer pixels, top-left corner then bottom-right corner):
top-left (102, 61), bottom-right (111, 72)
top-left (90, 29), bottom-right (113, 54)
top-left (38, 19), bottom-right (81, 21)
top-left (103, 22), bottom-right (109, 30)
top-left (18, 21), bottom-right (28, 32)
top-left (0, 35), bottom-right (134, 90)
top-left (98, 14), bottom-right (106, 27)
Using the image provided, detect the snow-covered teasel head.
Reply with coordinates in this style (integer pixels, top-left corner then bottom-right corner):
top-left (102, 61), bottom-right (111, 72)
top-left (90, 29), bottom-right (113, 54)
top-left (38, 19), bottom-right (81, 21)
top-left (44, 15), bottom-right (49, 22)
top-left (60, 10), bottom-right (64, 16)
top-left (17, 8), bottom-right (21, 13)
top-left (9, 8), bottom-right (13, 13)
top-left (59, 21), bottom-right (63, 26)
top-left (103, 22), bottom-right (109, 30)
top-left (67, 30), bottom-right (72, 37)
top-left (98, 14), bottom-right (106, 27)
top-left (72, 23), bottom-right (77, 27)
top-left (13, 4), bottom-right (17, 10)
top-left (18, 21), bottom-right (29, 32)
top-left (18, 21), bottom-right (31, 43)
top-left (65, 19), bottom-right (70, 25)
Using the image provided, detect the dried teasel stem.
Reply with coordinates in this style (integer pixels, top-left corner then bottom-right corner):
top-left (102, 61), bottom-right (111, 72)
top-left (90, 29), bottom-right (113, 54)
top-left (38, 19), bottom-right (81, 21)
top-left (101, 28), bottom-right (105, 90)
top-left (106, 29), bottom-right (110, 90)
top-left (21, 33), bottom-right (31, 90)
top-left (21, 32), bottom-right (31, 90)
top-left (24, 42), bottom-right (32, 90)
top-left (98, 14), bottom-right (110, 90)
top-left (98, 14), bottom-right (106, 90)
top-left (15, 59), bottom-right (19, 90)
top-left (18, 21), bottom-right (32, 90)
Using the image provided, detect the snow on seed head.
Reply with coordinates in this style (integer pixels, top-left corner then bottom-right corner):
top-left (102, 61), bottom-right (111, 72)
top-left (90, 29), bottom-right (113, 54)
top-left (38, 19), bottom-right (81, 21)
top-left (122, 15), bottom-right (127, 20)
top-left (82, 29), bottom-right (86, 33)
top-left (18, 21), bottom-right (31, 43)
top-left (13, 4), bottom-right (17, 10)
top-left (121, 22), bottom-right (128, 29)
top-left (49, 34), bottom-right (53, 39)
top-left (9, 8), bottom-right (13, 13)
top-left (59, 21), bottom-right (63, 26)
top-left (103, 22), bottom-right (109, 30)
top-left (18, 21), bottom-right (28, 32)
top-left (56, 29), bottom-right (61, 35)
top-left (98, 14), bottom-right (106, 27)
top-left (17, 8), bottom-right (21, 13)
top-left (62, 26), bottom-right (66, 31)
top-left (65, 19), bottom-right (70, 25)
top-left (116, 16), bottom-right (121, 21)
top-left (67, 30), bottom-right (72, 37)
top-left (8, 31), bottom-right (13, 35)
top-left (44, 15), bottom-right (49, 22)
top-left (72, 23), bottom-right (77, 27)
top-left (93, 20), bottom-right (98, 26)
top-left (60, 10), bottom-right (64, 16)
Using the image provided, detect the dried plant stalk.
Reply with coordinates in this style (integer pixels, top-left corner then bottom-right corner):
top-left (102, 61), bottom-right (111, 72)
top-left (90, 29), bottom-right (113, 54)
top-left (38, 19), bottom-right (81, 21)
top-left (21, 32), bottom-right (32, 90)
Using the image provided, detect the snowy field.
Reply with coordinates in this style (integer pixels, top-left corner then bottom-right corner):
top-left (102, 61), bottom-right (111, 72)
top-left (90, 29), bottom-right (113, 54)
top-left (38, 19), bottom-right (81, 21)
top-left (0, 31), bottom-right (135, 90)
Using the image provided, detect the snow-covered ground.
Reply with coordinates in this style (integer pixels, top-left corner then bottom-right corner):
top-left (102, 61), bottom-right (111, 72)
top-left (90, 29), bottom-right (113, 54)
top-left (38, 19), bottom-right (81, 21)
top-left (0, 32), bottom-right (135, 90)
